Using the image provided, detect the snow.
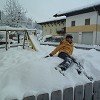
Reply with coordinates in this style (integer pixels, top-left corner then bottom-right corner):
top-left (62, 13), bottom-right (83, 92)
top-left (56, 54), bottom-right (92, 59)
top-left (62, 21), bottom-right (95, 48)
top-left (0, 43), bottom-right (100, 99)
top-left (38, 16), bottom-right (66, 23)
top-left (28, 34), bottom-right (42, 51)
top-left (0, 26), bottom-right (36, 31)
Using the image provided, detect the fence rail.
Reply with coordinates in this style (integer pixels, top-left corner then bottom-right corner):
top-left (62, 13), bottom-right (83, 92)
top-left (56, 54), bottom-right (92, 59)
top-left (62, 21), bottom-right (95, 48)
top-left (10, 80), bottom-right (100, 100)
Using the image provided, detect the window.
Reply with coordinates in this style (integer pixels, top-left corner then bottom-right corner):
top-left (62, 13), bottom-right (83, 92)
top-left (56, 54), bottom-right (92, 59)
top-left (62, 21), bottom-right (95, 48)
top-left (71, 21), bottom-right (75, 26)
top-left (85, 18), bottom-right (90, 25)
top-left (50, 29), bottom-right (52, 34)
top-left (45, 29), bottom-right (47, 32)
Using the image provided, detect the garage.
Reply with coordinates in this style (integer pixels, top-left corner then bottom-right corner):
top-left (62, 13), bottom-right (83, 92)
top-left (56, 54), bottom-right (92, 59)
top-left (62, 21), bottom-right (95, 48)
top-left (82, 32), bottom-right (93, 45)
top-left (71, 32), bottom-right (79, 43)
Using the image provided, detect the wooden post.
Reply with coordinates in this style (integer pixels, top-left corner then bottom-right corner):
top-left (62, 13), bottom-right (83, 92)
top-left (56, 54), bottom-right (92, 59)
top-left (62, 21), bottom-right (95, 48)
top-left (23, 95), bottom-right (35, 100)
top-left (51, 90), bottom-right (62, 100)
top-left (17, 32), bottom-right (20, 43)
top-left (8, 31), bottom-right (10, 48)
top-left (93, 80), bottom-right (100, 100)
top-left (23, 31), bottom-right (26, 49)
top-left (74, 85), bottom-right (83, 100)
top-left (84, 82), bottom-right (92, 100)
top-left (6, 31), bottom-right (8, 50)
top-left (37, 93), bottom-right (49, 100)
top-left (63, 87), bottom-right (73, 100)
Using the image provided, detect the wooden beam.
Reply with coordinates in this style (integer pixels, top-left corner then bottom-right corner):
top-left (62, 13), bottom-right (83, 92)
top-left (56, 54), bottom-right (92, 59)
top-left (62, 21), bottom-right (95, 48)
top-left (23, 31), bottom-right (26, 49)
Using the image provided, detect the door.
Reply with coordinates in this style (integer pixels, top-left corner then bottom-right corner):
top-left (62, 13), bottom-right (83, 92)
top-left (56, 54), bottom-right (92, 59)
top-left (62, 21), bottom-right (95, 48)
top-left (82, 32), bottom-right (93, 45)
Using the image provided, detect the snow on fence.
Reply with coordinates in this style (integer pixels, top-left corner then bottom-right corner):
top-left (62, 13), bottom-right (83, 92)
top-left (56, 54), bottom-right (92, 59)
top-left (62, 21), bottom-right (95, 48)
top-left (10, 80), bottom-right (100, 100)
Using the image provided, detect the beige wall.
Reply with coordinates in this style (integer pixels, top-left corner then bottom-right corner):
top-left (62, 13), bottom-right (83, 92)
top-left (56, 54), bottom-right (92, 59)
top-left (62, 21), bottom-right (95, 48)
top-left (66, 24), bottom-right (100, 33)
top-left (42, 22), bottom-right (66, 36)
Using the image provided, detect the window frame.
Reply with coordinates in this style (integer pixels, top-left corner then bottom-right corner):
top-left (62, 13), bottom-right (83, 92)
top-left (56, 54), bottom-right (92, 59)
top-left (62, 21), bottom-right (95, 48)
top-left (85, 18), bottom-right (90, 25)
top-left (71, 21), bottom-right (75, 26)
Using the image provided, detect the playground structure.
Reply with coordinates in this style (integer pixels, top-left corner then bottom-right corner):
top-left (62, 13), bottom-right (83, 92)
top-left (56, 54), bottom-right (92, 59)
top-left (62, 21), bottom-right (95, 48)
top-left (0, 26), bottom-right (40, 51)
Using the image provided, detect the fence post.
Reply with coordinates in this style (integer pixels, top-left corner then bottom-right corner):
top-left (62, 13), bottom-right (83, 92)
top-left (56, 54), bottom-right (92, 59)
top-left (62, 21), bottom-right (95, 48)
top-left (74, 85), bottom-right (83, 100)
top-left (84, 82), bottom-right (92, 100)
top-left (23, 95), bottom-right (35, 100)
top-left (37, 93), bottom-right (49, 100)
top-left (93, 80), bottom-right (100, 100)
top-left (63, 87), bottom-right (73, 100)
top-left (51, 90), bottom-right (62, 100)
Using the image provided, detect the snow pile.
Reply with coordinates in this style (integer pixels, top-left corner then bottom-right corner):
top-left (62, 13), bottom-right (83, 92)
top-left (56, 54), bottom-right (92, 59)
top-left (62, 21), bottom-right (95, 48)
top-left (0, 46), bottom-right (100, 99)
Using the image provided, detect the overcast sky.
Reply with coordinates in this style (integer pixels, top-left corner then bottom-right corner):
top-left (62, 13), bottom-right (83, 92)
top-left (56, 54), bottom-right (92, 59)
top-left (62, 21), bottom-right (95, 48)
top-left (0, 0), bottom-right (100, 22)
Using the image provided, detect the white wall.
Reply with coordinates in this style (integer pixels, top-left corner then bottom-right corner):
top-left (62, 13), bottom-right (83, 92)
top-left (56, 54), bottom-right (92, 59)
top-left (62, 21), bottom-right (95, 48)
top-left (66, 11), bottom-right (97, 27)
top-left (97, 32), bottom-right (100, 45)
top-left (98, 14), bottom-right (100, 24)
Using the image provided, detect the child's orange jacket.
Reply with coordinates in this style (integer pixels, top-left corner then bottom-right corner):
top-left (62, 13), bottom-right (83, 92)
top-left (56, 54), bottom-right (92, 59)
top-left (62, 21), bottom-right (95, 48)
top-left (50, 40), bottom-right (74, 56)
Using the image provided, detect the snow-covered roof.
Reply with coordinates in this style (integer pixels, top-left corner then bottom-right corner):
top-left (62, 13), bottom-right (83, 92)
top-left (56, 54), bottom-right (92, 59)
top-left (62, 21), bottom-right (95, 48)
top-left (38, 16), bottom-right (66, 24)
top-left (54, 2), bottom-right (100, 17)
top-left (0, 26), bottom-right (37, 31)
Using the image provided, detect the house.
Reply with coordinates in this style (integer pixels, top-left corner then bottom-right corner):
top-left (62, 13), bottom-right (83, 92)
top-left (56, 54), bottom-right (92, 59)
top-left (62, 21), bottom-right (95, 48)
top-left (54, 3), bottom-right (100, 45)
top-left (37, 17), bottom-right (66, 37)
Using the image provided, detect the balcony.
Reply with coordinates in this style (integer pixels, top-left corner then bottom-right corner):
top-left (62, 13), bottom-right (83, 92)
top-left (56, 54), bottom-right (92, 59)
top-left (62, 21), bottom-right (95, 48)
top-left (56, 27), bottom-right (66, 34)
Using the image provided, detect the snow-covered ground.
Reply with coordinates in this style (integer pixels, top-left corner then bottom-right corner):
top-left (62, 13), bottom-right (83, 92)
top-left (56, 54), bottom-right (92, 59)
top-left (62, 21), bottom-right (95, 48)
top-left (0, 44), bottom-right (100, 100)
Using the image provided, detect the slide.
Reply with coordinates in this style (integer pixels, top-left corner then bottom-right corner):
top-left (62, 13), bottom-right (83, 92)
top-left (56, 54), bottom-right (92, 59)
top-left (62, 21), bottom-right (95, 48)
top-left (27, 33), bottom-right (42, 51)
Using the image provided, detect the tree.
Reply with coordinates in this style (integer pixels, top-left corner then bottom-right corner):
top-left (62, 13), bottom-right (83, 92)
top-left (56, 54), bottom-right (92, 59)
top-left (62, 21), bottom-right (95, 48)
top-left (4, 0), bottom-right (26, 27)
top-left (0, 10), bottom-right (6, 26)
top-left (0, 11), bottom-right (1, 20)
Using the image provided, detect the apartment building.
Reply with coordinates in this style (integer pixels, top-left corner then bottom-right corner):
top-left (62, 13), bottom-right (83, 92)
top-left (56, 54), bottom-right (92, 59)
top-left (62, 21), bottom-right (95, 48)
top-left (38, 18), bottom-right (66, 36)
top-left (54, 3), bottom-right (100, 45)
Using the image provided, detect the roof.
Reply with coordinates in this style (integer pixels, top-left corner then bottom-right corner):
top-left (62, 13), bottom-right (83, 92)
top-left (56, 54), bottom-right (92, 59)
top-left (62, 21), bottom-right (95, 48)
top-left (53, 3), bottom-right (100, 17)
top-left (37, 17), bottom-right (66, 25)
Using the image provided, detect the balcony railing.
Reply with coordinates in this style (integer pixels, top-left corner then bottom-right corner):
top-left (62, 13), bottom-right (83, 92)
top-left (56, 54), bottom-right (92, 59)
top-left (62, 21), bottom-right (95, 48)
top-left (56, 30), bottom-right (65, 34)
